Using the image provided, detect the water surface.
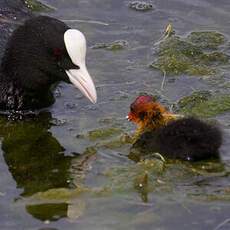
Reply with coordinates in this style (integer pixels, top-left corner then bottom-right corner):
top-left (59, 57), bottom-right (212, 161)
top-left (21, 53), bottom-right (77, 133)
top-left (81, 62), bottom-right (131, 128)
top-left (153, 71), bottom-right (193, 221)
top-left (0, 0), bottom-right (230, 229)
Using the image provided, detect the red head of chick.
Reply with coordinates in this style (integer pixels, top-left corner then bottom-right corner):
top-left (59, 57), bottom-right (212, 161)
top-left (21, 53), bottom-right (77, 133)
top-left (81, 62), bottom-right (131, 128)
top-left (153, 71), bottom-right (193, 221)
top-left (127, 95), bottom-right (179, 137)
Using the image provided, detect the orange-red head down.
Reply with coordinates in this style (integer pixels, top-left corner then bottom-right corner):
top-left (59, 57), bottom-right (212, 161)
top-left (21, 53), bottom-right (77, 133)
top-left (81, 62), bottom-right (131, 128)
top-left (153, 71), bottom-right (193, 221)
top-left (127, 95), bottom-right (177, 135)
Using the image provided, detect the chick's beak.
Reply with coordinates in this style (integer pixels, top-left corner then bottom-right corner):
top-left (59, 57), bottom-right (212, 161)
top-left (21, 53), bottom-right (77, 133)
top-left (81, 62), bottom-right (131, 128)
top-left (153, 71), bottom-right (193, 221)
top-left (126, 112), bottom-right (136, 122)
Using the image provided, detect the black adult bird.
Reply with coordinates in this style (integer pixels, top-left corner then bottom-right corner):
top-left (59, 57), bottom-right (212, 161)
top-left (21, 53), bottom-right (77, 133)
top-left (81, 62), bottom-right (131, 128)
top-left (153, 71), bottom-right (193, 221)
top-left (127, 95), bottom-right (222, 161)
top-left (0, 16), bottom-right (97, 111)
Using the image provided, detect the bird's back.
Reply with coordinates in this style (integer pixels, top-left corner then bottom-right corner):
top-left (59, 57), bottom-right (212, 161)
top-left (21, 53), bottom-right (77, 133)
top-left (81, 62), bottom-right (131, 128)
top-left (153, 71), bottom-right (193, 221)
top-left (132, 117), bottom-right (222, 161)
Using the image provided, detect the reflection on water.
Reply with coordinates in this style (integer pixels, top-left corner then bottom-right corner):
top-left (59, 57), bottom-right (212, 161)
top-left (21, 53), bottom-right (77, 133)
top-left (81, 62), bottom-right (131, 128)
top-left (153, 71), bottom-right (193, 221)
top-left (2, 113), bottom-right (71, 196)
top-left (0, 113), bottom-right (72, 220)
top-left (0, 112), bottom-right (97, 222)
top-left (0, 111), bottom-right (229, 227)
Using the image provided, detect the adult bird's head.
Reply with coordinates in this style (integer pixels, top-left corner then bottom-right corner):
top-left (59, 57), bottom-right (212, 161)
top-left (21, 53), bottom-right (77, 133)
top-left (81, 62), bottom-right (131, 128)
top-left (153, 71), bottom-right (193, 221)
top-left (0, 16), bottom-right (97, 110)
top-left (64, 29), bottom-right (97, 104)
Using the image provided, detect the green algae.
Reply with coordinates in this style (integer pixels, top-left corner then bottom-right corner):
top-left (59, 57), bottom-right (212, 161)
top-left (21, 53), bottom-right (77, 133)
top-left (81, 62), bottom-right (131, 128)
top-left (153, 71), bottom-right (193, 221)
top-left (177, 90), bottom-right (212, 112)
top-left (187, 31), bottom-right (225, 49)
top-left (23, 0), bottom-right (54, 12)
top-left (201, 52), bottom-right (229, 65)
top-left (189, 192), bottom-right (230, 202)
top-left (151, 32), bottom-right (229, 76)
top-left (30, 159), bottom-right (165, 201)
top-left (128, 1), bottom-right (154, 11)
top-left (177, 91), bottom-right (230, 118)
top-left (134, 172), bottom-right (149, 202)
top-left (26, 203), bottom-right (68, 221)
top-left (76, 126), bottom-right (129, 150)
top-left (104, 158), bottom-right (165, 198)
top-left (24, 157), bottom-right (229, 207)
top-left (91, 40), bottom-right (128, 51)
top-left (94, 133), bottom-right (132, 149)
top-left (32, 187), bottom-right (91, 201)
top-left (96, 137), bottom-right (126, 149)
top-left (186, 95), bottom-right (230, 117)
top-left (192, 161), bottom-right (226, 175)
top-left (87, 127), bottom-right (122, 141)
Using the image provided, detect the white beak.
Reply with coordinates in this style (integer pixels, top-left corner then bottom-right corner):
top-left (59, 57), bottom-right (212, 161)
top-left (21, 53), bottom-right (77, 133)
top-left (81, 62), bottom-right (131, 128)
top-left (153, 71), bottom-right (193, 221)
top-left (65, 66), bottom-right (97, 104)
top-left (64, 29), bottom-right (97, 104)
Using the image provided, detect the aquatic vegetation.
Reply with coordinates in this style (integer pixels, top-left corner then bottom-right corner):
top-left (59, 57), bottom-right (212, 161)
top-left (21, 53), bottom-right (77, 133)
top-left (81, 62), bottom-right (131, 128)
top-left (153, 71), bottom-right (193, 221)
top-left (192, 161), bottom-right (226, 174)
top-left (28, 157), bottom-right (164, 204)
top-left (186, 95), bottom-right (230, 117)
top-left (177, 90), bottom-right (212, 112)
top-left (91, 40), bottom-right (128, 51)
top-left (102, 158), bottom-right (227, 201)
top-left (201, 52), bottom-right (229, 65)
top-left (222, 82), bottom-right (230, 89)
top-left (96, 136), bottom-right (129, 149)
top-left (26, 203), bottom-right (69, 221)
top-left (23, 0), bottom-right (54, 12)
top-left (151, 31), bottom-right (229, 76)
top-left (0, 1), bottom-right (229, 228)
top-left (177, 91), bottom-right (230, 117)
top-left (128, 1), bottom-right (154, 11)
top-left (163, 23), bottom-right (175, 39)
top-left (190, 193), bottom-right (230, 202)
top-left (87, 127), bottom-right (122, 141)
top-left (187, 31), bottom-right (225, 49)
top-left (32, 187), bottom-right (91, 201)
top-left (102, 158), bottom-right (165, 202)
top-left (76, 125), bottom-right (129, 149)
top-left (16, 160), bottom-right (230, 227)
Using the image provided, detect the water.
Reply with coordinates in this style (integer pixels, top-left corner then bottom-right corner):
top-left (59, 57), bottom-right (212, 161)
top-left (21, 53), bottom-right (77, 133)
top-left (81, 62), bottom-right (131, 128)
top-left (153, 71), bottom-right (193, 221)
top-left (0, 0), bottom-right (230, 229)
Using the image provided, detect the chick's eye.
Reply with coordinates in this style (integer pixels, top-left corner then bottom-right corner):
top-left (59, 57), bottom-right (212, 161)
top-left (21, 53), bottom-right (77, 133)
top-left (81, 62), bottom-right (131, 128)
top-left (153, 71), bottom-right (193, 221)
top-left (53, 48), bottom-right (63, 57)
top-left (138, 112), bottom-right (147, 120)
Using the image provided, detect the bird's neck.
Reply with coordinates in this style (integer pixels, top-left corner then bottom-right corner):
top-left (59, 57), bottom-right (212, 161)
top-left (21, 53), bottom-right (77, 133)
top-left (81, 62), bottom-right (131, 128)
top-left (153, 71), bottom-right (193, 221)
top-left (133, 110), bottom-right (178, 143)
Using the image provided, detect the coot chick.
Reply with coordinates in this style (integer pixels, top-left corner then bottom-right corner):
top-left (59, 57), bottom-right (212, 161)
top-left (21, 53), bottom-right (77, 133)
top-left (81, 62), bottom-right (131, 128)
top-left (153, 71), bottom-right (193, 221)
top-left (127, 95), bottom-right (222, 161)
top-left (0, 16), bottom-right (97, 111)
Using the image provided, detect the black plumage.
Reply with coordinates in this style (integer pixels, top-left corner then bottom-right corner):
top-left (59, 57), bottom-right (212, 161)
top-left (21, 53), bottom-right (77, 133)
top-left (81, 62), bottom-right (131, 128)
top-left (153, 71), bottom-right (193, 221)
top-left (131, 117), bottom-right (222, 161)
top-left (0, 16), bottom-right (76, 111)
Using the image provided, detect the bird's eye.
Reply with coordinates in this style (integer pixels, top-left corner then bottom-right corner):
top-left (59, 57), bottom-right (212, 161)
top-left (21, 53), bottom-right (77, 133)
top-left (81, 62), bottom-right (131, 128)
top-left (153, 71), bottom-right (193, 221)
top-left (53, 48), bottom-right (63, 57)
top-left (138, 112), bottom-right (147, 120)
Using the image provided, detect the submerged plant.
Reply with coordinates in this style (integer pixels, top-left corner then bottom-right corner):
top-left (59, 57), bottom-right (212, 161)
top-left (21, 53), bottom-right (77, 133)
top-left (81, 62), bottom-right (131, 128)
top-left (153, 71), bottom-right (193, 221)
top-left (91, 40), bottom-right (128, 51)
top-left (187, 31), bottom-right (225, 49)
top-left (177, 91), bottom-right (230, 118)
top-left (128, 1), bottom-right (154, 11)
top-left (151, 31), bottom-right (229, 76)
top-left (23, 0), bottom-right (54, 12)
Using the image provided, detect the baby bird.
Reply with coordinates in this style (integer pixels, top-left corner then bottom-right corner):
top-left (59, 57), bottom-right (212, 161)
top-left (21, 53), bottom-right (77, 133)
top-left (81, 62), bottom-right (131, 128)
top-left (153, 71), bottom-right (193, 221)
top-left (127, 95), bottom-right (222, 161)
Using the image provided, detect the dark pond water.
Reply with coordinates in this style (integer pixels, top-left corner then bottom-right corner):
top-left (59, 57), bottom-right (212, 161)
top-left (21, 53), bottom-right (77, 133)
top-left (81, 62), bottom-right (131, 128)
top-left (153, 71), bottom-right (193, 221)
top-left (0, 0), bottom-right (230, 229)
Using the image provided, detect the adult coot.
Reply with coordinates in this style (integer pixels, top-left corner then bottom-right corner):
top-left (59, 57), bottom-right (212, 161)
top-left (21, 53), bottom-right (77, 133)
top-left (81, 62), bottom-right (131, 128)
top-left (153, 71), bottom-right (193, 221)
top-left (0, 16), bottom-right (97, 111)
